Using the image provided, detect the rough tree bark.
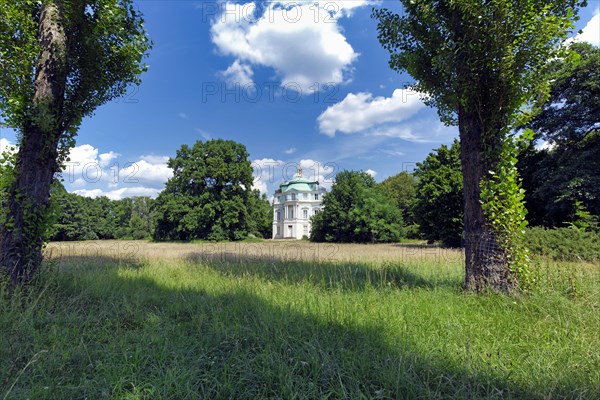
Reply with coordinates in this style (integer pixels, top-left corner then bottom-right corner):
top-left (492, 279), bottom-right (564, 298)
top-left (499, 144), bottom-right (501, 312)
top-left (0, 1), bottom-right (67, 285)
top-left (458, 107), bottom-right (516, 292)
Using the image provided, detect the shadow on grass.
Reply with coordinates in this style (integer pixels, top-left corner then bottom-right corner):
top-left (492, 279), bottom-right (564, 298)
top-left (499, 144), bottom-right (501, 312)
top-left (184, 251), bottom-right (461, 291)
top-left (2, 255), bottom-right (575, 400)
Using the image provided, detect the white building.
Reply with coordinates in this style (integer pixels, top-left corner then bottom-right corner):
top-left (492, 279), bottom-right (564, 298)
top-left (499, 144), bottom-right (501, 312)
top-left (272, 169), bottom-right (326, 239)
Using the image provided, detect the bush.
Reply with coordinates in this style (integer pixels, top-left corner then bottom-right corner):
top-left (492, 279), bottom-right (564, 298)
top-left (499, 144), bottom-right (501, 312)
top-left (524, 227), bottom-right (600, 262)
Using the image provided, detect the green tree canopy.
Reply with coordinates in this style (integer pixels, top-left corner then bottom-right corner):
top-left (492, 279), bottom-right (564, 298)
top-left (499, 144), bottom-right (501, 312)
top-left (379, 171), bottom-right (417, 226)
top-left (414, 140), bottom-right (464, 247)
top-left (153, 139), bottom-right (270, 241)
top-left (519, 42), bottom-right (600, 228)
top-left (0, 0), bottom-right (151, 284)
top-left (528, 42), bottom-right (600, 146)
top-left (46, 182), bottom-right (157, 241)
top-left (311, 170), bottom-right (404, 243)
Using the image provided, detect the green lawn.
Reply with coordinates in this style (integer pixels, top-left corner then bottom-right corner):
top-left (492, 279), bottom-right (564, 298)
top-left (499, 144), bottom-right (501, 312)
top-left (1, 241), bottom-right (598, 399)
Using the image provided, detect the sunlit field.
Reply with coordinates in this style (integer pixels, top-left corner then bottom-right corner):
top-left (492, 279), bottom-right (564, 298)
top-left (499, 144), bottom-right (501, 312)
top-left (1, 240), bottom-right (598, 399)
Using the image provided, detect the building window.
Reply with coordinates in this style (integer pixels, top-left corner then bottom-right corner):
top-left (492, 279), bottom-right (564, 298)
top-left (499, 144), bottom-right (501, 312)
top-left (276, 210), bottom-right (281, 221)
top-left (314, 208), bottom-right (320, 215)
top-left (303, 225), bottom-right (308, 235)
top-left (303, 209), bottom-right (308, 219)
top-left (314, 193), bottom-right (319, 200)
top-left (288, 206), bottom-right (294, 219)
top-left (291, 193), bottom-right (297, 201)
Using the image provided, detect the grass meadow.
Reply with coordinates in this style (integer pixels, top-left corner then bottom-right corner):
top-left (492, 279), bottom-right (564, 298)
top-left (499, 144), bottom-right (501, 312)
top-left (1, 240), bottom-right (599, 399)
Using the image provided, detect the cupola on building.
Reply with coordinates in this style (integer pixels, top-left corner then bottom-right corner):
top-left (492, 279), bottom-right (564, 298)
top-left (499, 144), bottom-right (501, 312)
top-left (272, 168), bottom-right (326, 239)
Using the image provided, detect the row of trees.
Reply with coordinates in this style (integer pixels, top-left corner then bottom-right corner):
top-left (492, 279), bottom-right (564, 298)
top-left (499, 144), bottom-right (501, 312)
top-left (48, 184), bottom-right (157, 241)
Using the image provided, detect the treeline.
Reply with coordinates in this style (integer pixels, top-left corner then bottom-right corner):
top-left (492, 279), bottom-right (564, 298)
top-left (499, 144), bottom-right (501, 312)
top-left (48, 183), bottom-right (157, 241)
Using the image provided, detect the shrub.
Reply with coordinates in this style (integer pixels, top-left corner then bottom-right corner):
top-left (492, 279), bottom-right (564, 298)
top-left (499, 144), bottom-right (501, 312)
top-left (524, 227), bottom-right (600, 262)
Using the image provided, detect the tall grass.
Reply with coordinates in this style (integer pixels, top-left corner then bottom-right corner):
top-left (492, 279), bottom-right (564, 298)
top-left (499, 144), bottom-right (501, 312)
top-left (1, 241), bottom-right (598, 399)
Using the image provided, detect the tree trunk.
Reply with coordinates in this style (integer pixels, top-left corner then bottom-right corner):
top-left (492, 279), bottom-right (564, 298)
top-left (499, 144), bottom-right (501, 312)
top-left (0, 1), bottom-right (67, 286)
top-left (458, 108), bottom-right (516, 292)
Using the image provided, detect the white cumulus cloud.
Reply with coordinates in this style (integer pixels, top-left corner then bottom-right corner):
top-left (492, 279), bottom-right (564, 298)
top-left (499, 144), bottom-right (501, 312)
top-left (0, 138), bottom-right (16, 155)
top-left (72, 187), bottom-right (162, 201)
top-left (317, 89), bottom-right (427, 137)
top-left (574, 10), bottom-right (600, 46)
top-left (365, 169), bottom-right (377, 177)
top-left (211, 1), bottom-right (371, 92)
top-left (219, 59), bottom-right (255, 87)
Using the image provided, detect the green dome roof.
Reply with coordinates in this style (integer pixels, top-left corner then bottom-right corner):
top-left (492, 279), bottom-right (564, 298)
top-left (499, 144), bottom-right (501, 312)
top-left (278, 171), bottom-right (319, 193)
top-left (282, 182), bottom-right (313, 192)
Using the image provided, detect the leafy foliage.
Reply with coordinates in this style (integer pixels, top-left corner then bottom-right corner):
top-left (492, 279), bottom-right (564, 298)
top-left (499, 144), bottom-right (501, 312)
top-left (247, 190), bottom-right (273, 239)
top-left (379, 171), bottom-right (417, 226)
top-left (46, 183), bottom-right (157, 241)
top-left (413, 140), bottom-right (463, 247)
top-left (519, 43), bottom-right (600, 228)
top-left (524, 227), bottom-right (600, 262)
top-left (153, 139), bottom-right (271, 241)
top-left (0, 0), bottom-right (152, 149)
top-left (311, 171), bottom-right (404, 243)
top-left (480, 134), bottom-right (531, 287)
top-left (528, 42), bottom-right (600, 146)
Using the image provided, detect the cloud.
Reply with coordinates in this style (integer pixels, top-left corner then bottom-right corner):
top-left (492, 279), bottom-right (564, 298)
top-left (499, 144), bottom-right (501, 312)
top-left (365, 169), bottom-right (377, 177)
top-left (72, 187), bottom-right (162, 201)
top-left (283, 147), bottom-right (296, 155)
top-left (251, 157), bottom-right (338, 197)
top-left (298, 158), bottom-right (336, 190)
top-left (574, 10), bottom-right (600, 46)
top-left (368, 120), bottom-right (456, 143)
top-left (565, 10), bottom-right (600, 47)
top-left (120, 159), bottom-right (173, 187)
top-left (210, 1), bottom-right (371, 91)
top-left (140, 154), bottom-right (170, 165)
top-left (379, 147), bottom-right (405, 157)
top-left (535, 140), bottom-right (555, 151)
top-left (98, 151), bottom-right (120, 168)
top-left (194, 128), bottom-right (212, 141)
top-left (219, 59), bottom-right (254, 86)
top-left (179, 112), bottom-right (187, 119)
top-left (61, 144), bottom-right (172, 199)
top-left (317, 89), bottom-right (427, 137)
top-left (0, 138), bottom-right (16, 154)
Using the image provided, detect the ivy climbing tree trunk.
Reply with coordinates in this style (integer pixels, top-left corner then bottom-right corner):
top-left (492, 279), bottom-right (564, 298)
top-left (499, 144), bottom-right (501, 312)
top-left (0, 1), bottom-right (67, 285)
top-left (0, 1), bottom-right (150, 286)
top-left (459, 108), bottom-right (515, 292)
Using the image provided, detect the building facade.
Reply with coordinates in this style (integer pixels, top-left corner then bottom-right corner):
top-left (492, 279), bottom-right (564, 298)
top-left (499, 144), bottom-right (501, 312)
top-left (272, 169), bottom-right (326, 239)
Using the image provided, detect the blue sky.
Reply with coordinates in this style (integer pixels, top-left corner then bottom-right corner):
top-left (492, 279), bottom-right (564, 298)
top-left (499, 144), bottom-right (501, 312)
top-left (1, 0), bottom-right (599, 199)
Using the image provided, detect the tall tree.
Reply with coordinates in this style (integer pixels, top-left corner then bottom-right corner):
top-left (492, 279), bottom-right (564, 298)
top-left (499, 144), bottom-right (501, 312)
top-left (518, 42), bottom-right (599, 228)
top-left (374, 0), bottom-right (585, 292)
top-left (153, 139), bottom-right (266, 241)
top-left (414, 140), bottom-right (464, 247)
top-left (311, 170), bottom-right (404, 243)
top-left (0, 1), bottom-right (151, 285)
